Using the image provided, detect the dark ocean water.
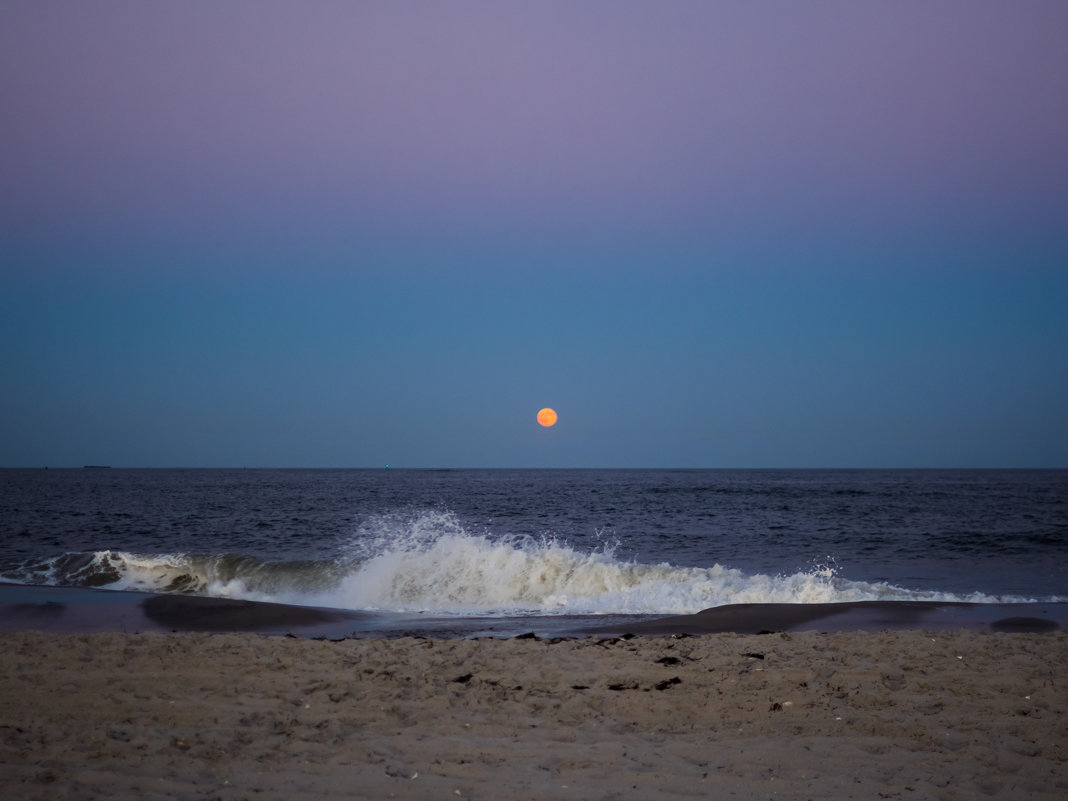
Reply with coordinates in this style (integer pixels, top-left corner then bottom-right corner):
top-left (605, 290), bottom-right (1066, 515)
top-left (1, 469), bottom-right (1065, 616)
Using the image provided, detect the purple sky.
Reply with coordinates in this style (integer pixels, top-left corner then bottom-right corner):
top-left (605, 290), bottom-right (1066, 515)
top-left (2, 2), bottom-right (1067, 467)
top-left (5, 1), bottom-right (1066, 246)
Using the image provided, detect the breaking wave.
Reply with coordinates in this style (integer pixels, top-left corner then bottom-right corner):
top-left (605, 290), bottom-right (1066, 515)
top-left (0, 510), bottom-right (1044, 615)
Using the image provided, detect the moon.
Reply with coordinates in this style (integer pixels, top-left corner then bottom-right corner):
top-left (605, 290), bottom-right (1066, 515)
top-left (537, 408), bottom-right (558, 427)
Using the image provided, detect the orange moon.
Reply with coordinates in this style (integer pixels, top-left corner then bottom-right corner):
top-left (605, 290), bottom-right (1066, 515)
top-left (537, 407), bottom-right (558, 427)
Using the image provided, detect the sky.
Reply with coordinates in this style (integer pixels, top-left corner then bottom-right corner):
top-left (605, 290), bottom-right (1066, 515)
top-left (2, 0), bottom-right (1067, 468)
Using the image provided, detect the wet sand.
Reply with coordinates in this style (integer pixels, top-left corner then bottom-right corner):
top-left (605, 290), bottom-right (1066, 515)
top-left (583, 600), bottom-right (1068, 636)
top-left (1, 586), bottom-right (1066, 799)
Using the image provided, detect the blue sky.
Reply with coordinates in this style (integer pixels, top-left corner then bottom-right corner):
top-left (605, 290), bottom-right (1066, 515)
top-left (2, 2), bottom-right (1067, 467)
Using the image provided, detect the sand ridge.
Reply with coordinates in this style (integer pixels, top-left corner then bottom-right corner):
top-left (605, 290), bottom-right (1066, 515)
top-left (1, 629), bottom-right (1065, 800)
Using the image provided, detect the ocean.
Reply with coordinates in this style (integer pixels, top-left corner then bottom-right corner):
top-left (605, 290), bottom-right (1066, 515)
top-left (1, 469), bottom-right (1065, 629)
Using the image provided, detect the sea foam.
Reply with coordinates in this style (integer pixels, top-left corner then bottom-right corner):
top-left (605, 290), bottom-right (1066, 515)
top-left (5, 509), bottom-right (1036, 614)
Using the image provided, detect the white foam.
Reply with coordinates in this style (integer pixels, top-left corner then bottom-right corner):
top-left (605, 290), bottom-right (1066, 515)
top-left (13, 510), bottom-right (1042, 614)
top-left (296, 510), bottom-right (1012, 615)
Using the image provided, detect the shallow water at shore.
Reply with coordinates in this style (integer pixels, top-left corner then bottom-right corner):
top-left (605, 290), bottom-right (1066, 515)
top-left (3, 583), bottom-right (1065, 640)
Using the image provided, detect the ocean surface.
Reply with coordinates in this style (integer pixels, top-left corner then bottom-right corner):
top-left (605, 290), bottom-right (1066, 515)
top-left (1, 469), bottom-right (1065, 625)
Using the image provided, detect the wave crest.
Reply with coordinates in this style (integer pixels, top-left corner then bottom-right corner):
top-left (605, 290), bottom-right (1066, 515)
top-left (1, 510), bottom-right (1033, 614)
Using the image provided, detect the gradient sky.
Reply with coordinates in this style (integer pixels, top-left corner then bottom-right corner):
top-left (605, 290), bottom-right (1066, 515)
top-left (2, 1), bottom-right (1067, 468)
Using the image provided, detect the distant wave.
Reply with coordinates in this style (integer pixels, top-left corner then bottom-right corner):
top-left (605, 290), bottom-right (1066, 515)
top-left (1, 510), bottom-right (1055, 614)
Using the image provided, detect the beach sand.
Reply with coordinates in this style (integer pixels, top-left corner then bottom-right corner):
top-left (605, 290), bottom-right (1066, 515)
top-left (2, 627), bottom-right (1065, 800)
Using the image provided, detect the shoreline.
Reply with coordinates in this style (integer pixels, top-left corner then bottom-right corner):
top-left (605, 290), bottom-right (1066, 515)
top-left (2, 582), bottom-right (1065, 637)
top-left (3, 584), bottom-right (1066, 798)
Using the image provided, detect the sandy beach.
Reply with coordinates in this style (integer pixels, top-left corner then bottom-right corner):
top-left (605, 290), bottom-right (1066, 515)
top-left (2, 626), bottom-right (1065, 800)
